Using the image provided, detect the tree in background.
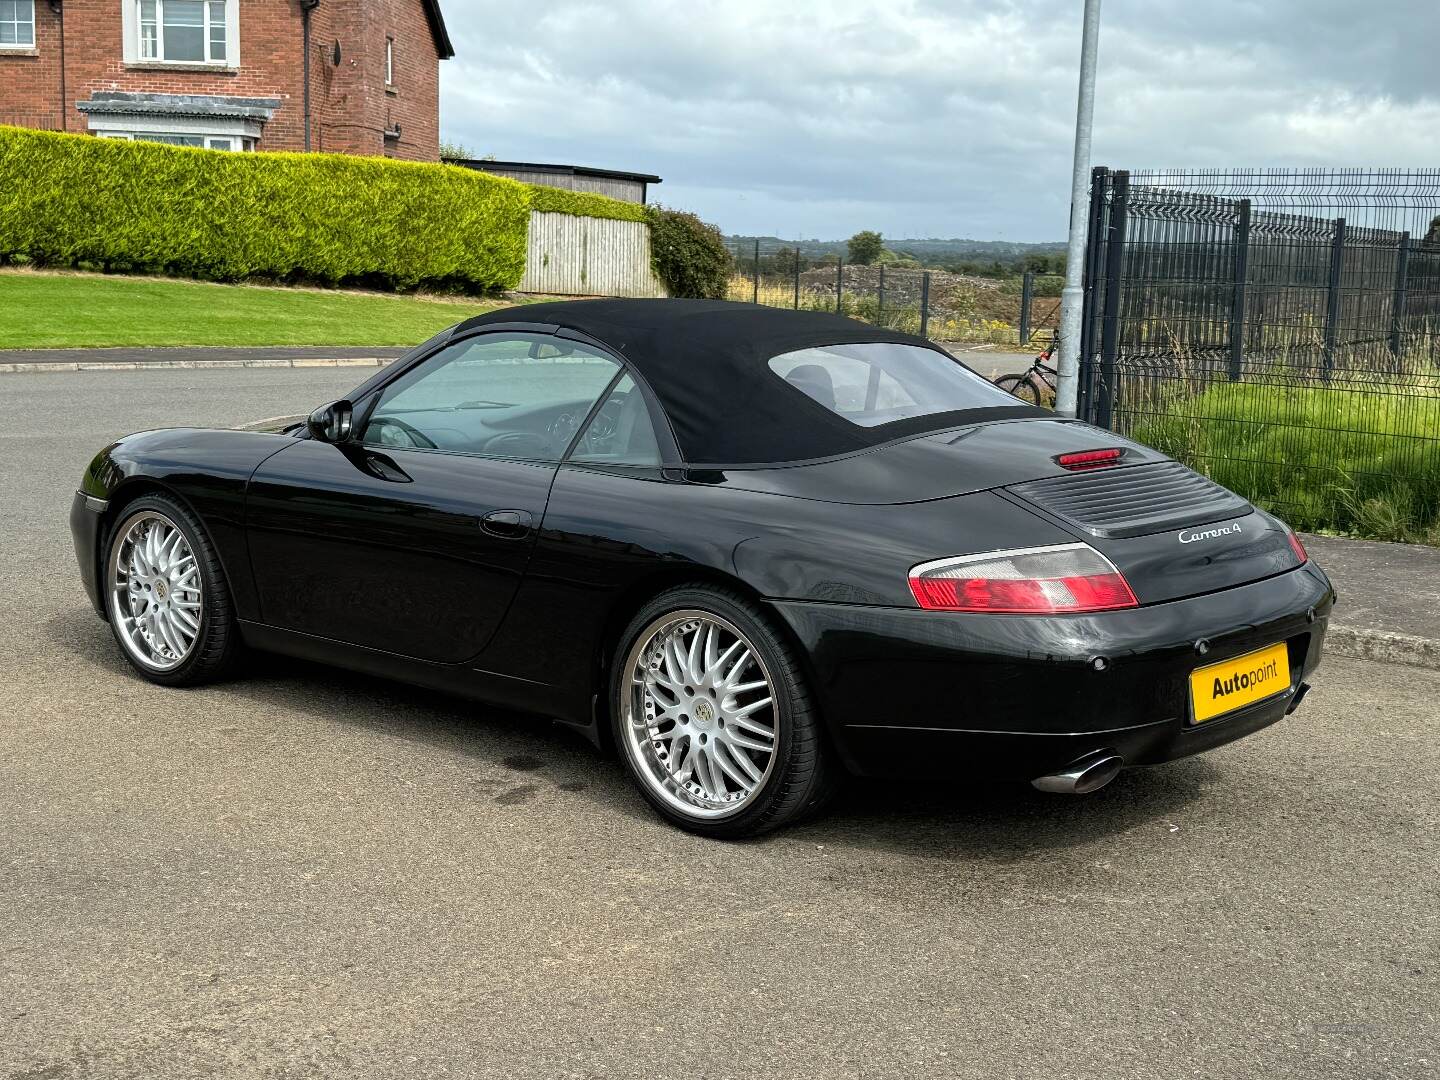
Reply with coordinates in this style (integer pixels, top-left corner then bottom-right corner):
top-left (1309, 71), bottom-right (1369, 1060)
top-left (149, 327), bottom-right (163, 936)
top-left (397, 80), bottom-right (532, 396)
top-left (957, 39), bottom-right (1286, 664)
top-left (874, 249), bottom-right (920, 269)
top-left (1022, 252), bottom-right (1066, 275)
top-left (772, 247), bottom-right (807, 276)
top-left (440, 141), bottom-right (489, 163)
top-left (847, 230), bottom-right (885, 265)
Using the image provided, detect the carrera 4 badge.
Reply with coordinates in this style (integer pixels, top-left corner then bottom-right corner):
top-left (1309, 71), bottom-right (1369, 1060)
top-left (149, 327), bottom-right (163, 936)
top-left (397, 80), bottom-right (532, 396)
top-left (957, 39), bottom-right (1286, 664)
top-left (1178, 522), bottom-right (1243, 544)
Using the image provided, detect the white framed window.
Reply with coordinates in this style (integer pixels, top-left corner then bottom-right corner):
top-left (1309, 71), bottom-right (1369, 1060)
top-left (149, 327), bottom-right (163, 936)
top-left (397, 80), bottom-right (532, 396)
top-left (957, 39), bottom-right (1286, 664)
top-left (0, 0), bottom-right (35, 48)
top-left (133, 0), bottom-right (232, 64)
top-left (98, 131), bottom-right (253, 151)
top-left (385, 36), bottom-right (394, 86)
top-left (141, 132), bottom-right (205, 147)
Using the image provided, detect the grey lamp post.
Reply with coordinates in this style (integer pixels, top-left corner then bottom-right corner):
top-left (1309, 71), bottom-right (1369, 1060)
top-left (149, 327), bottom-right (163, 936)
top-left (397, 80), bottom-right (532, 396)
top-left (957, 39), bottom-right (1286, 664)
top-left (1053, 0), bottom-right (1102, 419)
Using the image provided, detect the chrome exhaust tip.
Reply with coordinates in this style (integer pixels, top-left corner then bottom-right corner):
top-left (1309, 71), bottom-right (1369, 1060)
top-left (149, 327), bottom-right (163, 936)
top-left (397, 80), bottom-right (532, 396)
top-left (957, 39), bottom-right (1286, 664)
top-left (1031, 750), bottom-right (1124, 794)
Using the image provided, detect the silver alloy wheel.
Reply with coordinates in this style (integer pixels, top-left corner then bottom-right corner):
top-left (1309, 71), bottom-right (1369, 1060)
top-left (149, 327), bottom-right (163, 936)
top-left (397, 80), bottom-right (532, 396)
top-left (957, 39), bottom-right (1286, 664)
top-left (107, 510), bottom-right (203, 672)
top-left (621, 609), bottom-right (779, 820)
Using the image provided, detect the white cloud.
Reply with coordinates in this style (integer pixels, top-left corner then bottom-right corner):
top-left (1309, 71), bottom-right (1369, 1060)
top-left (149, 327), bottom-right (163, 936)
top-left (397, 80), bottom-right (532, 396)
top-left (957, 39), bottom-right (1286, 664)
top-left (438, 0), bottom-right (1440, 240)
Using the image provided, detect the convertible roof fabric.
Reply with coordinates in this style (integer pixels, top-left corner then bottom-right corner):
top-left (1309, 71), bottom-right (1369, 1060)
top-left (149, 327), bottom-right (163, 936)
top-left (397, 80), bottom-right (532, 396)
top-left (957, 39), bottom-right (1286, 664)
top-left (458, 299), bottom-right (1042, 465)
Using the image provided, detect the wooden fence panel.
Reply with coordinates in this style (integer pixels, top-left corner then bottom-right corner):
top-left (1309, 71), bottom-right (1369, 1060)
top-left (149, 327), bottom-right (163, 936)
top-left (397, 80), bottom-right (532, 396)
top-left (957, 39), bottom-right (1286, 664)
top-left (519, 211), bottom-right (666, 297)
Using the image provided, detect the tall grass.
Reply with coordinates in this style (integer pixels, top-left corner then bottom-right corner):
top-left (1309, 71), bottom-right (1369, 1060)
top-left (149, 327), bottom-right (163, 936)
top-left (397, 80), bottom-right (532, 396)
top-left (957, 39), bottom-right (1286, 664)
top-left (1129, 372), bottom-right (1440, 544)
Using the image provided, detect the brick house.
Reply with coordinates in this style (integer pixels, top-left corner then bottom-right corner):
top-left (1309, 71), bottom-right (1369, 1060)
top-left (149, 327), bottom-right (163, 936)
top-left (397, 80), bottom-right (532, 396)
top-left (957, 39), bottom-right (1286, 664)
top-left (0, 0), bottom-right (452, 159)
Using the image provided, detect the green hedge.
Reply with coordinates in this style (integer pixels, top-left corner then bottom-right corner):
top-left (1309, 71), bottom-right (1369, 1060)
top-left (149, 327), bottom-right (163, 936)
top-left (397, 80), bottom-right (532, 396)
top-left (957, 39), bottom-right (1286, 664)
top-left (528, 184), bottom-right (647, 223)
top-left (0, 126), bottom-right (726, 297)
top-left (645, 205), bottom-right (732, 298)
top-left (0, 125), bottom-right (536, 290)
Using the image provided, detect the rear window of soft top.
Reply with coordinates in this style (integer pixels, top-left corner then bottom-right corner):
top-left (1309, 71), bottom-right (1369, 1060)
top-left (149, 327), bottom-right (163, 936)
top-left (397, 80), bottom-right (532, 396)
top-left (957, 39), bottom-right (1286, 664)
top-left (767, 342), bottom-right (1019, 428)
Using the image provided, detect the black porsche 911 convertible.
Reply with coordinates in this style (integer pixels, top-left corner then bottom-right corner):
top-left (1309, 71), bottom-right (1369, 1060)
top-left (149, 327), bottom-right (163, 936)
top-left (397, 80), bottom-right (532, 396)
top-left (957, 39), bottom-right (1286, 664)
top-left (70, 299), bottom-right (1333, 836)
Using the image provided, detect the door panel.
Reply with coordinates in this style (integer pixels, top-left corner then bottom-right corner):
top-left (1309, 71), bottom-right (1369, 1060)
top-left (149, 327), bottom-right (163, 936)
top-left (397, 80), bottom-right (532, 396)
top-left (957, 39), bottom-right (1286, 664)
top-left (243, 330), bottom-right (624, 665)
top-left (245, 439), bottom-right (555, 663)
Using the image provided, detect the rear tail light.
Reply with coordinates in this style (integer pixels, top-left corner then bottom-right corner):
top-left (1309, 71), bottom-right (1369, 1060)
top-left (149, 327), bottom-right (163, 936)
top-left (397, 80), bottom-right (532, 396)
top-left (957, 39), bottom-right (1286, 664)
top-left (1056, 447), bottom-right (1124, 470)
top-left (908, 543), bottom-right (1138, 614)
top-left (1286, 528), bottom-right (1308, 564)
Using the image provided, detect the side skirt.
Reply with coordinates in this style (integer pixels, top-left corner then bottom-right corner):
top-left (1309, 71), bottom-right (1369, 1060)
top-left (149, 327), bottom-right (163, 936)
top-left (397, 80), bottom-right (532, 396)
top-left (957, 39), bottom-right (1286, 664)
top-left (236, 620), bottom-right (595, 735)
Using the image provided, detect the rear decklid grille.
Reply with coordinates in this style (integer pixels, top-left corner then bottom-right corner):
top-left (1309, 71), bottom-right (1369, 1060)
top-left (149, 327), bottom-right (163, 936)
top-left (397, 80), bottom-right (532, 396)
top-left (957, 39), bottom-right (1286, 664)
top-left (1009, 461), bottom-right (1251, 539)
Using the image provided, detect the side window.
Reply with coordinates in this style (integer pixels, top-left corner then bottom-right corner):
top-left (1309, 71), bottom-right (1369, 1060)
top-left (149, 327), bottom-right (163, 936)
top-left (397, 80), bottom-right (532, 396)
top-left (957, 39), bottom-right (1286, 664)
top-left (360, 333), bottom-right (621, 461)
top-left (569, 374), bottom-right (661, 467)
top-left (770, 350), bottom-right (917, 418)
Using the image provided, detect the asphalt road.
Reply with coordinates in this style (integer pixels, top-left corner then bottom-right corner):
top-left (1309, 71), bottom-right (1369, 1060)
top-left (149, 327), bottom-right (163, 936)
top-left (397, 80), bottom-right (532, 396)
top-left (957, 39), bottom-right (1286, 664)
top-left (2, 369), bottom-right (1437, 1080)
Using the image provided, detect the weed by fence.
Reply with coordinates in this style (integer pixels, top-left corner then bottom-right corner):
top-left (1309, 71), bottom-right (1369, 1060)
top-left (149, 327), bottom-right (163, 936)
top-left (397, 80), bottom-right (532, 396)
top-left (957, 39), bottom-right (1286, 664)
top-left (725, 239), bottom-right (1060, 346)
top-left (1081, 168), bottom-right (1440, 543)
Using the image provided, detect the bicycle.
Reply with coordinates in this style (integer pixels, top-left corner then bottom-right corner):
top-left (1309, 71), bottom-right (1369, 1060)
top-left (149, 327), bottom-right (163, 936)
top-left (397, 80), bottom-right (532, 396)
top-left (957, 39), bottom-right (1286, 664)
top-left (994, 335), bottom-right (1057, 406)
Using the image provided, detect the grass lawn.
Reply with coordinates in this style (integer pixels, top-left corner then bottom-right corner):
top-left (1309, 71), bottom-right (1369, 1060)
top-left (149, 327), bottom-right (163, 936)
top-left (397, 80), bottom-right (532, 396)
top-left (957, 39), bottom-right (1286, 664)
top-left (0, 271), bottom-right (518, 349)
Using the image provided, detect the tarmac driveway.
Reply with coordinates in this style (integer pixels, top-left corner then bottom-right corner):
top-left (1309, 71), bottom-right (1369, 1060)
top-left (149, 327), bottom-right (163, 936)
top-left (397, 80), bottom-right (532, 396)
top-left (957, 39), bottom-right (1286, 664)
top-left (1, 368), bottom-right (1436, 1080)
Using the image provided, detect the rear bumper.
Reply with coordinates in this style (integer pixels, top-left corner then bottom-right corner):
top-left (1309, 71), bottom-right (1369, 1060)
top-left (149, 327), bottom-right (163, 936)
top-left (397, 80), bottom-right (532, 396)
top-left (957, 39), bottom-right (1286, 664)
top-left (69, 489), bottom-right (108, 619)
top-left (767, 563), bottom-right (1334, 780)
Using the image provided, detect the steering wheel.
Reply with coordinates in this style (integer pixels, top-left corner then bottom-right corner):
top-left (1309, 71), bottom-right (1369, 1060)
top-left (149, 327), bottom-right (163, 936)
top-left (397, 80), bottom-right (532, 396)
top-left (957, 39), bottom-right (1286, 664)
top-left (482, 431), bottom-right (554, 458)
top-left (573, 395), bottom-right (626, 457)
top-left (366, 416), bottom-right (438, 450)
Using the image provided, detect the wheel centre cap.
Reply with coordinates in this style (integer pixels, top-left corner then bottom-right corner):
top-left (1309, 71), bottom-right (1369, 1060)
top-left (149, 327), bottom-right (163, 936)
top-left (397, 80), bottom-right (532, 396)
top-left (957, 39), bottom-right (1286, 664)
top-left (693, 699), bottom-right (715, 726)
top-left (154, 580), bottom-right (169, 601)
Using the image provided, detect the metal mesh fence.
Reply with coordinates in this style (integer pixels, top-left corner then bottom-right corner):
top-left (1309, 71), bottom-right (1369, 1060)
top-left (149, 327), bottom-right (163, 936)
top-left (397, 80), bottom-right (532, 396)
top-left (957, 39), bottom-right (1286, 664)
top-left (1081, 168), bottom-right (1440, 542)
top-left (725, 239), bottom-right (1062, 347)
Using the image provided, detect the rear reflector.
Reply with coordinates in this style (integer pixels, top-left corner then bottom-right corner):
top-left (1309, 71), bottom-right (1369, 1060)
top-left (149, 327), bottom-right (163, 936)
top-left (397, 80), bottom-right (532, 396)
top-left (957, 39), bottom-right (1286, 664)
top-left (909, 543), bottom-right (1138, 614)
top-left (1056, 447), bottom-right (1124, 470)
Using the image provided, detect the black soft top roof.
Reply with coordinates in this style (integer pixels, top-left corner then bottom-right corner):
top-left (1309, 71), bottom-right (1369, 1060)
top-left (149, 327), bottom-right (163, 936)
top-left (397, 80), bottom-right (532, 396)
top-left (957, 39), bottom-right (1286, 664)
top-left (458, 299), bottom-right (1033, 465)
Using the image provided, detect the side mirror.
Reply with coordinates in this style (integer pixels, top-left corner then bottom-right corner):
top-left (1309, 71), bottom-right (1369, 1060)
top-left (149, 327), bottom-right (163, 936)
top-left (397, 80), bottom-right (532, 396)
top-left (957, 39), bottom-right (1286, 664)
top-left (307, 399), bottom-right (354, 443)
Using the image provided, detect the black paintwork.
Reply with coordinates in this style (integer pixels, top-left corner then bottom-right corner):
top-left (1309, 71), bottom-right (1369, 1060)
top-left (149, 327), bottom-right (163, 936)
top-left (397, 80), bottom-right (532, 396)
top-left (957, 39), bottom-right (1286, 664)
top-left (245, 439), bottom-right (555, 662)
top-left (69, 310), bottom-right (1334, 781)
top-left (77, 427), bottom-right (297, 620)
top-left (771, 564), bottom-right (1331, 777)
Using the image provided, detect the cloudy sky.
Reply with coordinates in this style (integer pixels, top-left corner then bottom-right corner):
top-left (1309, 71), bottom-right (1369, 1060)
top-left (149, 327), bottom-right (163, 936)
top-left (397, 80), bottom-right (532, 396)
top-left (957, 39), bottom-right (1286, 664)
top-left (438, 1), bottom-right (1439, 242)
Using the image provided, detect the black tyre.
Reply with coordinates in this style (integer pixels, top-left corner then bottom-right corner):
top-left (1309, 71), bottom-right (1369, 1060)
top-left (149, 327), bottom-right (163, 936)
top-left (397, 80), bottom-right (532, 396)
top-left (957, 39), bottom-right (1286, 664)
top-left (995, 373), bottom-right (1044, 406)
top-left (611, 585), bottom-right (839, 838)
top-left (102, 493), bottom-right (242, 687)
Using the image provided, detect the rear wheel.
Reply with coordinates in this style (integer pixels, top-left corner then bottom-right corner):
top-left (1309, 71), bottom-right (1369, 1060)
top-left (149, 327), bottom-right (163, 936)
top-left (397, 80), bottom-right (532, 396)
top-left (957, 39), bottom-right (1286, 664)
top-left (103, 494), bottom-right (241, 686)
top-left (995, 372), bottom-right (1044, 406)
top-left (611, 586), bottom-right (838, 837)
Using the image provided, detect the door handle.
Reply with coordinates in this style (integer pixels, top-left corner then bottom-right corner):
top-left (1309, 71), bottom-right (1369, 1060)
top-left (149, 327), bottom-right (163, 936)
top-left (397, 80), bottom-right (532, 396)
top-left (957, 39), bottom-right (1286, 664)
top-left (480, 509), bottom-right (534, 539)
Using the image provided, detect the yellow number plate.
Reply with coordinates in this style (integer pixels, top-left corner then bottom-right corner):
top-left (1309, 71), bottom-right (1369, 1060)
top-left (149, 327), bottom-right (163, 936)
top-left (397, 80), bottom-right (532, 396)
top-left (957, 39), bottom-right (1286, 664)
top-left (1189, 642), bottom-right (1291, 724)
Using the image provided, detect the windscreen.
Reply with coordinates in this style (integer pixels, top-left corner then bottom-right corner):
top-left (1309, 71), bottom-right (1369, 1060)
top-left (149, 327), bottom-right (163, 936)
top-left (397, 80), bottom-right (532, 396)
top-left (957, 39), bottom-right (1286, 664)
top-left (768, 342), bottom-right (1021, 428)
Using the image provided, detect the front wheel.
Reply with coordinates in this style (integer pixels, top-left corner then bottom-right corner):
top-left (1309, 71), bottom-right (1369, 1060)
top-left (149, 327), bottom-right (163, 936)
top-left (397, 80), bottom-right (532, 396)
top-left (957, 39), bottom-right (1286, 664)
top-left (611, 586), bottom-right (838, 838)
top-left (103, 493), bottom-right (242, 686)
top-left (995, 372), bottom-right (1044, 406)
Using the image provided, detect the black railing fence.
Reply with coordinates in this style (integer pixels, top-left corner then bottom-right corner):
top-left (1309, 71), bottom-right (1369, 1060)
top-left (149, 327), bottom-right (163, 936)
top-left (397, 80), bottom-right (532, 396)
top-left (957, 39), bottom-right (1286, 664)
top-left (1080, 168), bottom-right (1440, 542)
top-left (725, 239), bottom-right (1060, 346)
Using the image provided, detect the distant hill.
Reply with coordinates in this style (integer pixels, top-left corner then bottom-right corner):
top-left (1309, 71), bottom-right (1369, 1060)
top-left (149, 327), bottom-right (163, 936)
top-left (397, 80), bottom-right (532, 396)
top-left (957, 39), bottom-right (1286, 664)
top-left (726, 236), bottom-right (1067, 261)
